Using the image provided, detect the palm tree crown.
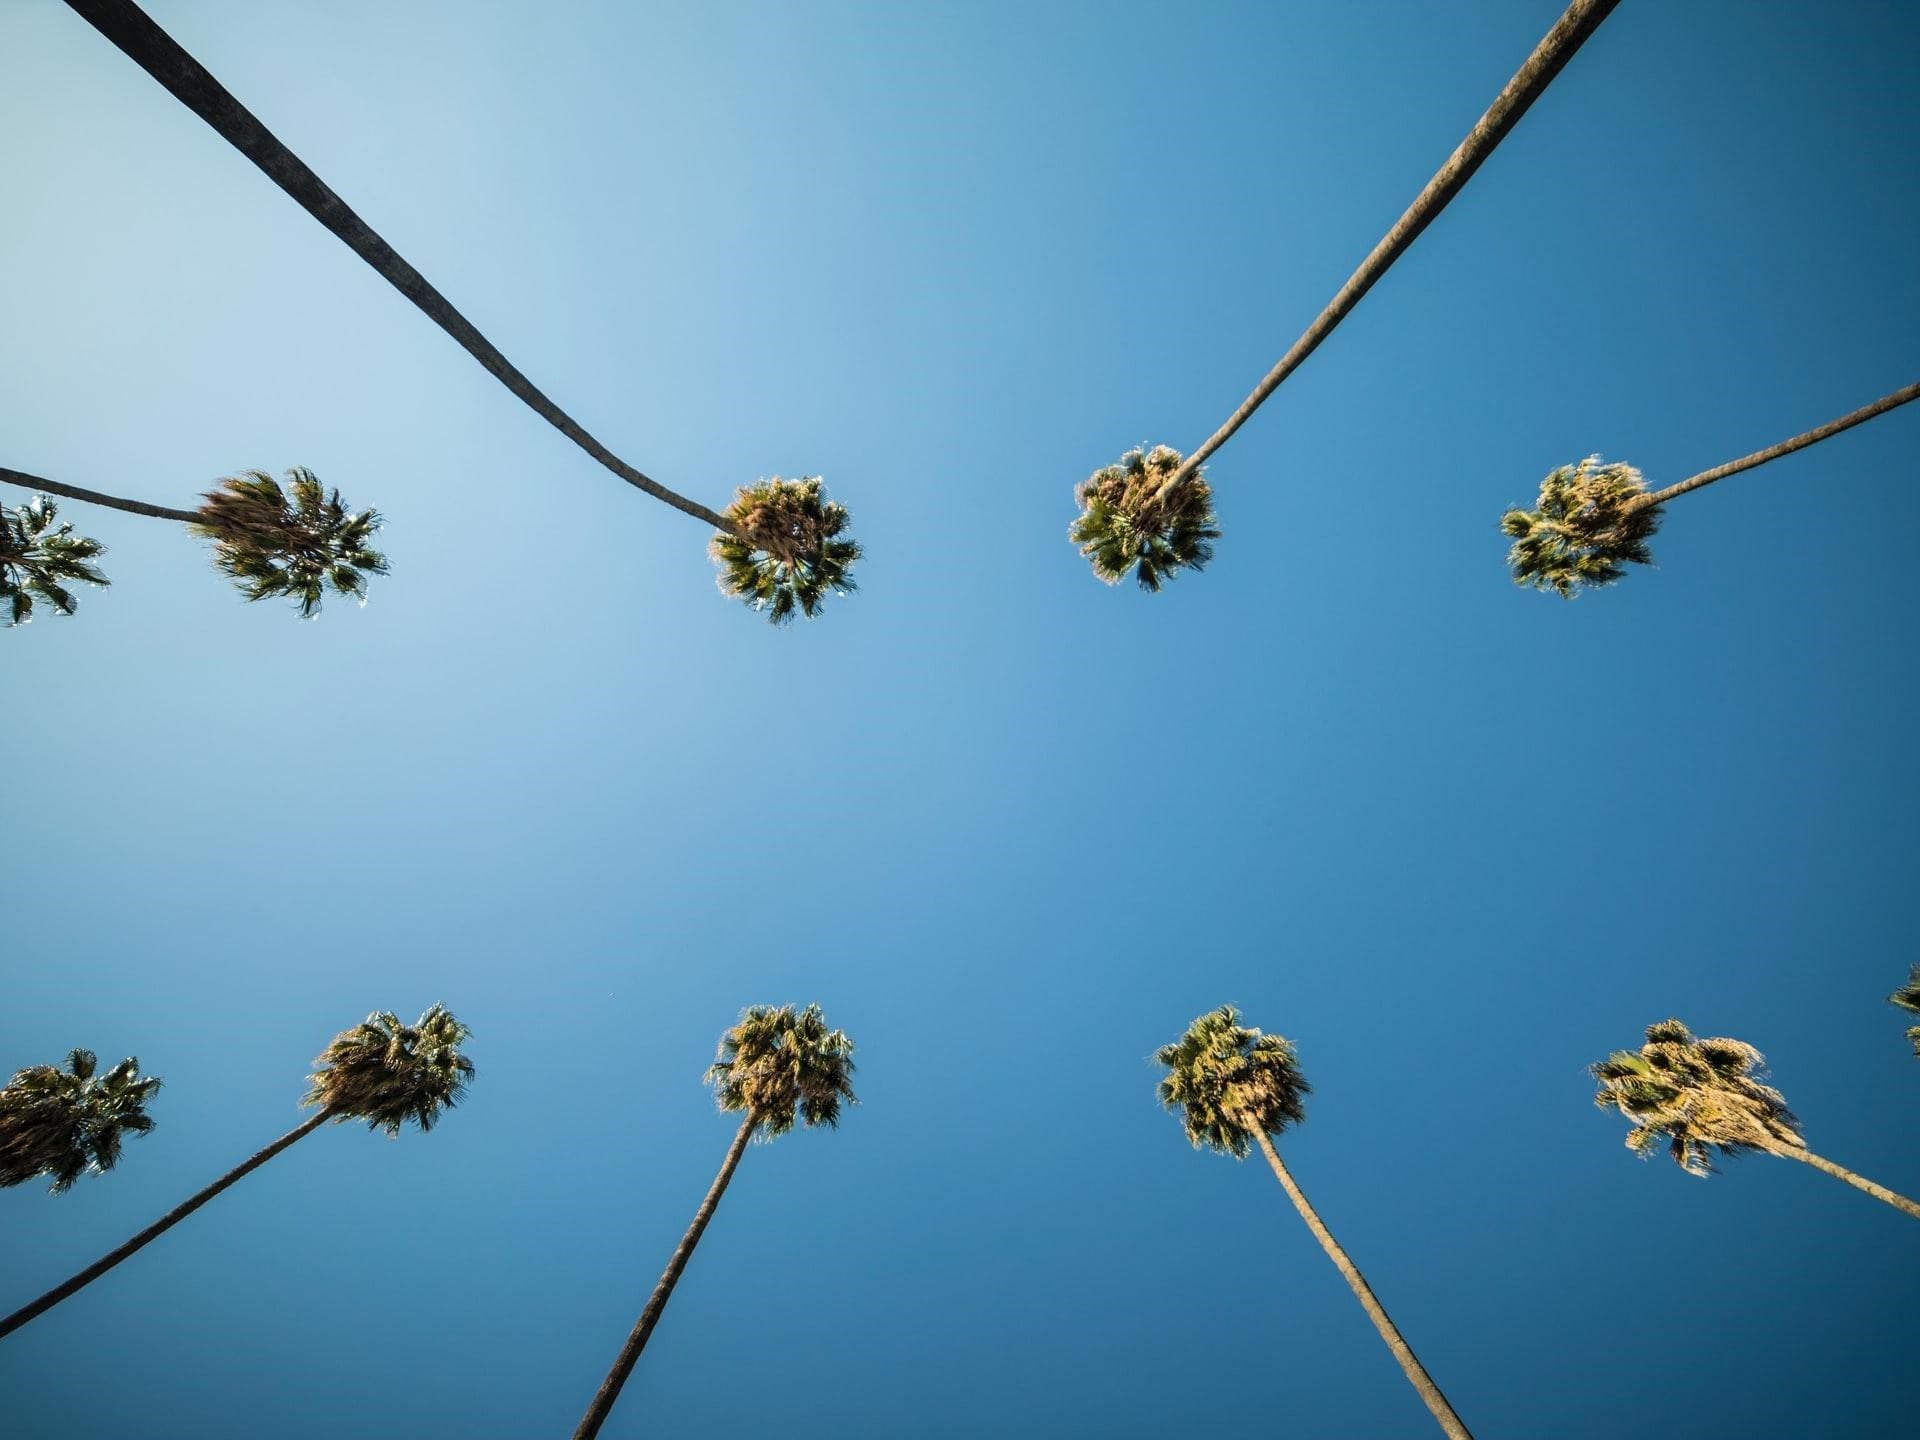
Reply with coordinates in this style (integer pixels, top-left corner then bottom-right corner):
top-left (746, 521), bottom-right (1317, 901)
top-left (709, 478), bottom-right (860, 625)
top-left (305, 1005), bottom-right (474, 1136)
top-left (2, 496), bottom-right (110, 625)
top-left (706, 1003), bottom-right (856, 1136)
top-left (1591, 1019), bottom-right (1802, 1176)
top-left (1501, 456), bottom-right (1661, 597)
top-left (0, 1049), bottom-right (161, 1192)
top-left (1156, 1005), bottom-right (1310, 1157)
top-left (189, 469), bottom-right (387, 618)
top-left (1890, 966), bottom-right (1920, 1058)
top-left (1071, 446), bottom-right (1220, 592)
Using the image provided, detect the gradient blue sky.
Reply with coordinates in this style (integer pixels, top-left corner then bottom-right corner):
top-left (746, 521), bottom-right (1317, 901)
top-left (3, 2), bottom-right (1917, 1435)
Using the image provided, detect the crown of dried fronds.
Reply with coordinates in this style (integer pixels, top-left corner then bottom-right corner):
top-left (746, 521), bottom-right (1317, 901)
top-left (2, 496), bottom-right (110, 626)
top-left (0, 1049), bottom-right (160, 1193)
top-left (1156, 1005), bottom-right (1309, 1158)
top-left (1070, 446), bottom-right (1220, 592)
top-left (1501, 456), bottom-right (1661, 598)
top-left (189, 469), bottom-right (387, 618)
top-left (1890, 965), bottom-right (1920, 1058)
top-left (707, 1003), bottom-right (857, 1138)
top-left (305, 1005), bottom-right (474, 1137)
top-left (709, 477), bottom-right (859, 625)
top-left (1591, 1018), bottom-right (1801, 1177)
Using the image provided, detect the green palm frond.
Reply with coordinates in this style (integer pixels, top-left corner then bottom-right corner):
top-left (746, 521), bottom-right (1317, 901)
top-left (305, 1004), bottom-right (474, 1136)
top-left (1501, 456), bottom-right (1661, 597)
top-left (1, 495), bottom-right (110, 626)
top-left (1155, 1005), bottom-right (1309, 1158)
top-left (1590, 1018), bottom-right (1800, 1177)
top-left (189, 468), bottom-right (387, 618)
top-left (706, 1003), bottom-right (857, 1138)
top-left (1889, 965), bottom-right (1920, 1058)
top-left (0, 1048), bottom-right (161, 1193)
top-left (1070, 446), bottom-right (1219, 592)
top-left (709, 477), bottom-right (859, 625)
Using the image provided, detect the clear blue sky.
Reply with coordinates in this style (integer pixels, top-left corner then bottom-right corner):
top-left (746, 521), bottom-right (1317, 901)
top-left (4, 1), bottom-right (1917, 1435)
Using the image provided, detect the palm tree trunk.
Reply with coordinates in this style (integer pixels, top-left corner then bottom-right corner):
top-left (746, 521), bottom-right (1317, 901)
top-left (1773, 1144), bottom-right (1920, 1222)
top-left (574, 1112), bottom-right (757, 1440)
top-left (1628, 380), bottom-right (1920, 510)
top-left (64, 0), bottom-right (733, 533)
top-left (0, 1109), bottom-right (331, 1341)
top-left (0, 467), bottom-right (201, 525)
top-left (1163, 0), bottom-right (1619, 495)
top-left (1248, 1126), bottom-right (1474, 1440)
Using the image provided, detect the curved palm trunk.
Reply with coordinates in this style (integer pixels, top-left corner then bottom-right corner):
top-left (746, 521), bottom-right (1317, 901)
top-left (64, 0), bottom-right (732, 533)
top-left (1249, 1127), bottom-right (1474, 1440)
top-left (574, 1113), bottom-right (757, 1440)
top-left (1164, 0), bottom-right (1619, 494)
top-left (1629, 380), bottom-right (1920, 510)
top-left (0, 1109), bottom-right (331, 1341)
top-left (1773, 1144), bottom-right (1920, 1222)
top-left (0, 467), bottom-right (201, 525)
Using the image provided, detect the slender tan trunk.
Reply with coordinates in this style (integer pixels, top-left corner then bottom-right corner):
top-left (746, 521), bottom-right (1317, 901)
top-left (1772, 1144), bottom-right (1920, 1222)
top-left (64, 0), bottom-right (733, 533)
top-left (0, 1109), bottom-right (332, 1340)
top-left (1248, 1127), bottom-right (1473, 1440)
top-left (1164, 0), bottom-right (1619, 494)
top-left (1627, 380), bottom-right (1920, 511)
top-left (1, 467), bottom-right (202, 525)
top-left (573, 1113), bottom-right (758, 1440)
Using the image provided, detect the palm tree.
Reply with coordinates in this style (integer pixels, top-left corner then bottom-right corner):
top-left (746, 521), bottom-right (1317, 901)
top-left (0, 1050), bottom-right (161, 1192)
top-left (0, 1005), bottom-right (472, 1340)
top-left (1069, 446), bottom-right (1220, 593)
top-left (64, 0), bottom-right (858, 623)
top-left (1503, 379), bottom-right (1920, 595)
top-left (1889, 967), bottom-right (1920, 1058)
top-left (1072, 0), bottom-right (1619, 588)
top-left (574, 1004), bottom-right (855, 1440)
top-left (710, 478), bottom-right (861, 623)
top-left (1591, 1018), bottom-right (1920, 1221)
top-left (2, 466), bottom-right (387, 618)
top-left (1157, 1006), bottom-right (1473, 1440)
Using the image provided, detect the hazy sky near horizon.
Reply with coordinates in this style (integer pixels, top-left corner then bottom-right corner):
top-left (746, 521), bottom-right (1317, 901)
top-left (3, 2), bottom-right (1918, 1436)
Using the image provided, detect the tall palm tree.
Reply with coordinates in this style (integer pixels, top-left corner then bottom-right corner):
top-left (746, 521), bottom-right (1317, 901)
top-left (1503, 379), bottom-right (1920, 595)
top-left (710, 478), bottom-right (861, 623)
top-left (1889, 967), bottom-right (1920, 1058)
top-left (0, 1050), bottom-right (161, 1192)
top-left (2, 466), bottom-right (387, 619)
top-left (1592, 1018), bottom-right (1920, 1220)
top-left (574, 1004), bottom-right (855, 1440)
top-left (1072, 0), bottom-right (1619, 589)
top-left (1157, 1006), bottom-right (1473, 1440)
top-left (65, 0), bottom-right (859, 623)
top-left (0, 1005), bottom-right (472, 1340)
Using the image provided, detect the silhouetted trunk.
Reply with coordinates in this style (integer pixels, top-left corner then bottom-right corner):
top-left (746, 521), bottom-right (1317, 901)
top-left (65, 0), bottom-right (732, 532)
top-left (0, 1109), bottom-right (331, 1340)
top-left (1249, 1126), bottom-right (1474, 1440)
top-left (0, 467), bottom-right (200, 525)
top-left (574, 1113), bottom-right (757, 1440)
top-left (1773, 1144), bottom-right (1920, 1222)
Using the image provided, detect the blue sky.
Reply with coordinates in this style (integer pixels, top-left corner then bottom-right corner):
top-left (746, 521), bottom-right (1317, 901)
top-left (3, 1), bottom-right (1917, 1435)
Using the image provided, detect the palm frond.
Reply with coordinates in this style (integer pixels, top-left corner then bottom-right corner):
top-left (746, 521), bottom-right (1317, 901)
top-left (189, 468), bottom-right (388, 617)
top-left (0, 1049), bottom-right (161, 1193)
top-left (1, 496), bottom-right (110, 627)
top-left (1501, 456), bottom-right (1660, 597)
top-left (1155, 1005), bottom-right (1309, 1158)
top-left (706, 1003), bottom-right (857, 1138)
top-left (305, 1004), bottom-right (474, 1136)
top-left (1590, 1018), bottom-right (1800, 1176)
top-left (1070, 446), bottom-right (1219, 592)
top-left (710, 477), bottom-right (859, 625)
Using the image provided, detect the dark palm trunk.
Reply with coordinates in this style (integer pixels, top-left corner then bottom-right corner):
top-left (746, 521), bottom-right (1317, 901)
top-left (574, 1112), bottom-right (757, 1440)
top-left (1163, 0), bottom-right (1619, 496)
top-left (1, 467), bottom-right (200, 525)
top-left (1628, 380), bottom-right (1920, 510)
top-left (1249, 1126), bottom-right (1474, 1440)
top-left (65, 0), bottom-right (732, 532)
top-left (0, 1109), bottom-right (331, 1341)
top-left (1772, 1144), bottom-right (1920, 1222)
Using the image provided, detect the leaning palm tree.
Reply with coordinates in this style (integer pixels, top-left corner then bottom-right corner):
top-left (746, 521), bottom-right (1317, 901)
top-left (574, 1004), bottom-right (855, 1440)
top-left (1592, 1019), bottom-right (1920, 1220)
top-left (1072, 0), bottom-right (1619, 588)
top-left (1157, 1006), bottom-right (1473, 1440)
top-left (2, 466), bottom-right (386, 619)
top-left (0, 1050), bottom-right (161, 1192)
top-left (0, 1005), bottom-right (472, 1340)
top-left (1889, 967), bottom-right (1920, 1058)
top-left (65, 0), bottom-right (858, 623)
top-left (710, 477), bottom-right (861, 623)
top-left (1503, 380), bottom-right (1920, 595)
